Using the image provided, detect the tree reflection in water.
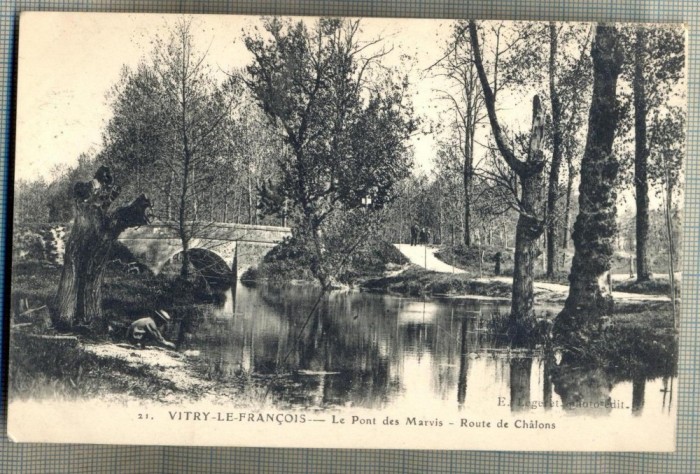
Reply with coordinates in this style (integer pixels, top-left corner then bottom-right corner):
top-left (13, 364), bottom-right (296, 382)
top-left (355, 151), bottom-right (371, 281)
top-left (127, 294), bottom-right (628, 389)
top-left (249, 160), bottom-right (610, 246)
top-left (550, 325), bottom-right (677, 417)
top-left (510, 358), bottom-right (533, 412)
top-left (180, 283), bottom-right (676, 420)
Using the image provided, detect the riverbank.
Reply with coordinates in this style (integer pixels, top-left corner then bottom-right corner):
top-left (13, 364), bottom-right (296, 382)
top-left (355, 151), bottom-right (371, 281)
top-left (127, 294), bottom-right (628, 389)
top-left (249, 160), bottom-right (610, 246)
top-left (8, 260), bottom-right (252, 405)
top-left (362, 263), bottom-right (672, 306)
top-left (362, 266), bottom-right (512, 300)
top-left (387, 243), bottom-right (674, 302)
top-left (8, 327), bottom-right (279, 405)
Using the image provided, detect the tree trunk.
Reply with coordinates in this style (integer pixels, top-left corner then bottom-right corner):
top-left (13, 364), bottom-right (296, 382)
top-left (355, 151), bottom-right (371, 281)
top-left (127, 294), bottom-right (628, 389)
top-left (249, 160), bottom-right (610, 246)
top-left (311, 224), bottom-right (330, 289)
top-left (166, 169), bottom-right (173, 221)
top-left (179, 65), bottom-right (192, 279)
top-left (510, 160), bottom-right (546, 332)
top-left (178, 162), bottom-right (190, 279)
top-left (555, 26), bottom-right (623, 339)
top-left (469, 22), bottom-right (546, 343)
top-left (178, 98), bottom-right (197, 279)
top-left (634, 28), bottom-right (651, 282)
top-left (223, 183), bottom-right (229, 222)
top-left (247, 172), bottom-right (254, 225)
top-left (463, 103), bottom-right (474, 247)
top-left (54, 167), bottom-right (151, 331)
top-left (563, 159), bottom-right (574, 250)
top-left (546, 23), bottom-right (564, 279)
top-left (662, 153), bottom-right (678, 329)
top-left (463, 168), bottom-right (471, 246)
top-left (192, 164), bottom-right (198, 222)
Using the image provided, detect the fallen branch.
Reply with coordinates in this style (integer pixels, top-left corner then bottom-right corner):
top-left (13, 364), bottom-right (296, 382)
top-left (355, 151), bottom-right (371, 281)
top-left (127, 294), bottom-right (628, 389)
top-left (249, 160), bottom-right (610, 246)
top-left (19, 305), bottom-right (47, 317)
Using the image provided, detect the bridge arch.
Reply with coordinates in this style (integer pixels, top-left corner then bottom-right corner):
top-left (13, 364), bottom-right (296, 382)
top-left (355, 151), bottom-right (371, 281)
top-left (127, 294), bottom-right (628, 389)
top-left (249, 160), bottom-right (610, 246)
top-left (161, 247), bottom-right (232, 273)
top-left (161, 248), bottom-right (233, 287)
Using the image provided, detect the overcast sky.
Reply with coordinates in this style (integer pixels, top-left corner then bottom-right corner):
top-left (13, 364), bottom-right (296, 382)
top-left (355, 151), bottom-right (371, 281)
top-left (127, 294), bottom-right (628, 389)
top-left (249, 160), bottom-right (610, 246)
top-left (16, 12), bottom-right (547, 184)
top-left (15, 11), bottom-right (685, 215)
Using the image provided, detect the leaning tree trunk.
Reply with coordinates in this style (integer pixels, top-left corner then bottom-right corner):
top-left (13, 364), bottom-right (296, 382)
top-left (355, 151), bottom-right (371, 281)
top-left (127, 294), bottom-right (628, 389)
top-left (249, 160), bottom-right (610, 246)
top-left (554, 25), bottom-right (624, 339)
top-left (634, 27), bottom-right (652, 282)
top-left (469, 21), bottom-right (546, 343)
top-left (54, 166), bottom-right (151, 331)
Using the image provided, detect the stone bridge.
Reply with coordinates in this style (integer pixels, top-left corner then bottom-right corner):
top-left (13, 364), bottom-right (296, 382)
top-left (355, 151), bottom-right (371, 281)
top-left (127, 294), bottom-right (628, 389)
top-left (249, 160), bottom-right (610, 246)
top-left (118, 222), bottom-right (291, 277)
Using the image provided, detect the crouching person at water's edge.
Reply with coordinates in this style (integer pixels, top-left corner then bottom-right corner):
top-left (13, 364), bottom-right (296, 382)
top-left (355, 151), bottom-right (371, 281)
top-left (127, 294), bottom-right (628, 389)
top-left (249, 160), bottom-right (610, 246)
top-left (126, 309), bottom-right (176, 349)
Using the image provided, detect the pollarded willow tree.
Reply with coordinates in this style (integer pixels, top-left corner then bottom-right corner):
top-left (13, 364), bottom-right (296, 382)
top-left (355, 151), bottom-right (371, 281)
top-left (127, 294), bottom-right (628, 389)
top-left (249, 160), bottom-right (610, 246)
top-left (554, 25), bottom-right (625, 340)
top-left (245, 18), bottom-right (416, 289)
top-left (54, 167), bottom-right (151, 331)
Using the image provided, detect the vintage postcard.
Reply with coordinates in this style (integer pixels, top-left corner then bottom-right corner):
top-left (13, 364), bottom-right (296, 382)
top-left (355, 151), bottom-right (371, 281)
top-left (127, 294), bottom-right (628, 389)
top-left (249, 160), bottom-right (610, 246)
top-left (8, 12), bottom-right (684, 450)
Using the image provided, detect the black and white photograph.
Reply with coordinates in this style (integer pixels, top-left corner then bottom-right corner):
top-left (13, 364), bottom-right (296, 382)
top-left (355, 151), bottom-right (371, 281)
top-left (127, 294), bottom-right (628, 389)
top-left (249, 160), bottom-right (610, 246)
top-left (7, 12), bottom-right (684, 450)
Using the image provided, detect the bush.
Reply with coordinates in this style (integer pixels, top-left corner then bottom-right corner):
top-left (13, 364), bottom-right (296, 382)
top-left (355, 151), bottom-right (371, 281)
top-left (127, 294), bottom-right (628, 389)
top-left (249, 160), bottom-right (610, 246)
top-left (487, 312), bottom-right (554, 348)
top-left (240, 267), bottom-right (260, 288)
top-left (338, 240), bottom-right (409, 283)
top-left (250, 236), bottom-right (406, 285)
top-left (256, 236), bottom-right (316, 282)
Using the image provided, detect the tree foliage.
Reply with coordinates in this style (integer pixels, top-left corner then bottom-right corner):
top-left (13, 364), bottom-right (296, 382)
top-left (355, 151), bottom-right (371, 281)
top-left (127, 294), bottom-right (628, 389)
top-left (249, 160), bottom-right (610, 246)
top-left (245, 18), bottom-right (416, 287)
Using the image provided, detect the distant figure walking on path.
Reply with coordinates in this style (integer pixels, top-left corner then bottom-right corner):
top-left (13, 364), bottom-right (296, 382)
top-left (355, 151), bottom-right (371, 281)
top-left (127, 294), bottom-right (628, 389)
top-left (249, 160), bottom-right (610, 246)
top-left (419, 227), bottom-right (427, 245)
top-left (426, 228), bottom-right (432, 246)
top-left (126, 309), bottom-right (176, 349)
top-left (410, 223), bottom-right (419, 246)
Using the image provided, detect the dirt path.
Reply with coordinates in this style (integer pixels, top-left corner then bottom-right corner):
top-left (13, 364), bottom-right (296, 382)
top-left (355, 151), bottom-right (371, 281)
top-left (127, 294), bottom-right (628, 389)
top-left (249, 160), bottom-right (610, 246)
top-left (394, 244), bottom-right (465, 274)
top-left (394, 244), bottom-right (670, 303)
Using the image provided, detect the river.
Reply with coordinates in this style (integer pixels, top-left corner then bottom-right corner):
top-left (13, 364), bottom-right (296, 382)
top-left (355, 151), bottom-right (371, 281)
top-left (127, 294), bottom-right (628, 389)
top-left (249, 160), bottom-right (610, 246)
top-left (172, 282), bottom-right (677, 430)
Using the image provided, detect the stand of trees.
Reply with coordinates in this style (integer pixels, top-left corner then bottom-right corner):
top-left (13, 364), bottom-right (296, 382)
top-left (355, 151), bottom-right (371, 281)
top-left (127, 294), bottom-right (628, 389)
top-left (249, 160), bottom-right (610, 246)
top-left (15, 17), bottom-right (683, 340)
top-left (625, 27), bottom-right (685, 282)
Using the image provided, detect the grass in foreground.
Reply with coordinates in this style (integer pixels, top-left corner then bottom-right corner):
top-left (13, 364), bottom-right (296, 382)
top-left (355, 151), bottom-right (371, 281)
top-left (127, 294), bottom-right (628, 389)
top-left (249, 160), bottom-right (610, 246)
top-left (8, 331), bottom-right (172, 401)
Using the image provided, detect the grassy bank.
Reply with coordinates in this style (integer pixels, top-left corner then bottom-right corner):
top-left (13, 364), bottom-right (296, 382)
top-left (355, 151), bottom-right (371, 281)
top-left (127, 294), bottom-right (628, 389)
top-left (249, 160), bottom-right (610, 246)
top-left (8, 258), bottom-right (230, 403)
top-left (613, 277), bottom-right (679, 296)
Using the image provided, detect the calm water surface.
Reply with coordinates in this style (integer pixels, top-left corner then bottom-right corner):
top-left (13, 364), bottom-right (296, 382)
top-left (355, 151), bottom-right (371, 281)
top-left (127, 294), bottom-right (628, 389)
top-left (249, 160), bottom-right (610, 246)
top-left (176, 283), bottom-right (677, 426)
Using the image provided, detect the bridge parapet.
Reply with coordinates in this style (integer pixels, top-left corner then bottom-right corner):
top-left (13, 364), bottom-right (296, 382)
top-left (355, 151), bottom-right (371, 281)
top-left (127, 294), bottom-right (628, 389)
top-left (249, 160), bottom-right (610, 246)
top-left (120, 222), bottom-right (291, 243)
